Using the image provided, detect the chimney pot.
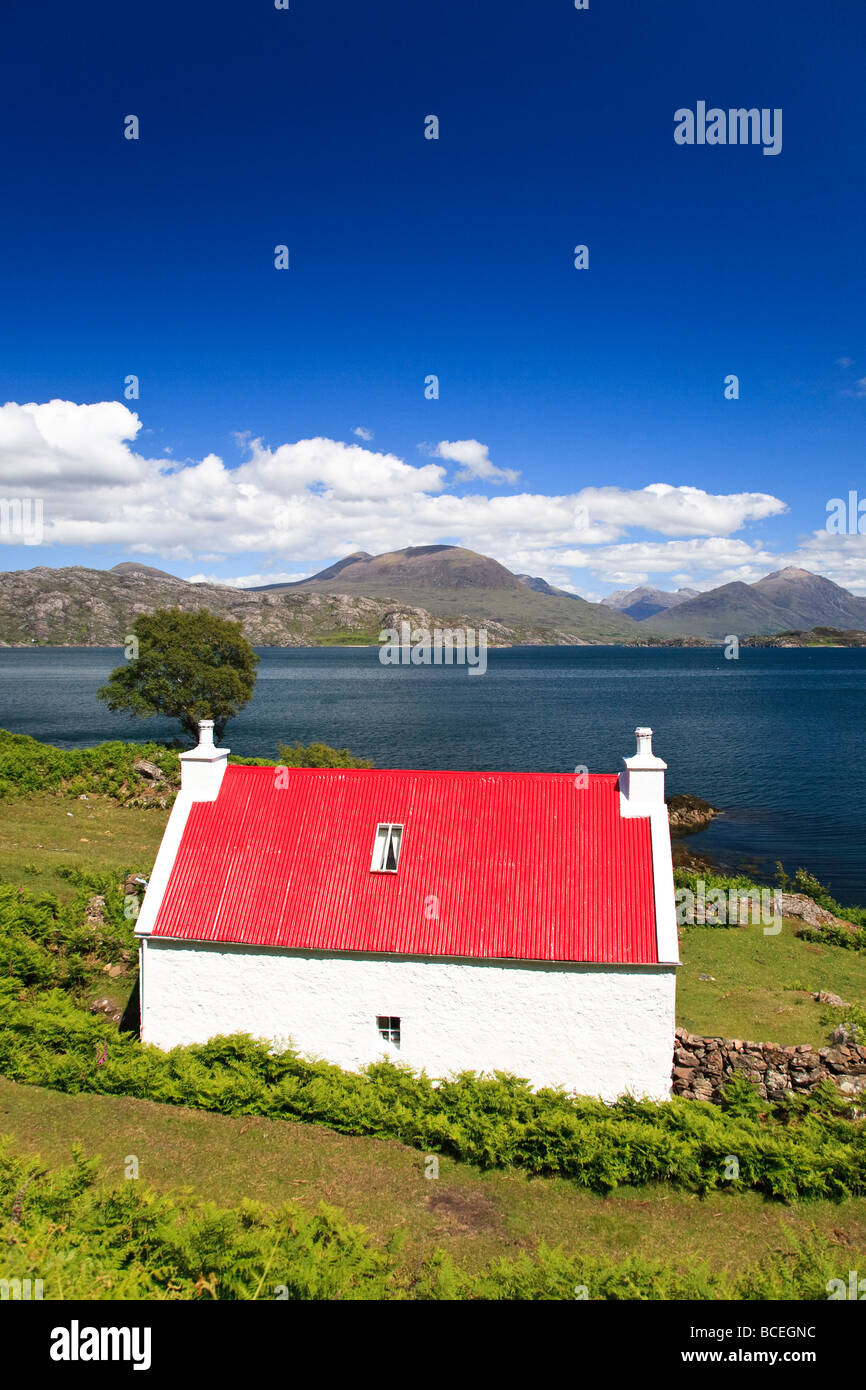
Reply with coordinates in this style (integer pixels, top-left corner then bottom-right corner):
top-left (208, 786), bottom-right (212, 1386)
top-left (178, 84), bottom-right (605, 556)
top-left (179, 719), bottom-right (229, 800)
top-left (619, 723), bottom-right (667, 813)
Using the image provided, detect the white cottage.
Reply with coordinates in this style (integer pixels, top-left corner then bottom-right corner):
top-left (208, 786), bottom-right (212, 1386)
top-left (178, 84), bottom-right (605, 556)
top-left (135, 723), bottom-right (679, 1100)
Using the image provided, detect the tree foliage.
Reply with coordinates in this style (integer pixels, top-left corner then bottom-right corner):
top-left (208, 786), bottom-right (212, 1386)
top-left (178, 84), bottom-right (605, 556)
top-left (97, 608), bottom-right (259, 742)
top-left (276, 741), bottom-right (373, 769)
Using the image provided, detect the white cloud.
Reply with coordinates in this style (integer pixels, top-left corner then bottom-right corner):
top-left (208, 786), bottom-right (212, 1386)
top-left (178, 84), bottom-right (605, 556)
top-left (0, 399), bottom-right (145, 487)
top-left (431, 439), bottom-right (520, 485)
top-left (352, 426), bottom-right (373, 441)
top-left (3, 398), bottom-right (830, 595)
top-left (185, 571), bottom-right (310, 589)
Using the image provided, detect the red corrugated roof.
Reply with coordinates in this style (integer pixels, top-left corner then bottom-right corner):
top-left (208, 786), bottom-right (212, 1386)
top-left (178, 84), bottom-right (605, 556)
top-left (151, 766), bottom-right (658, 964)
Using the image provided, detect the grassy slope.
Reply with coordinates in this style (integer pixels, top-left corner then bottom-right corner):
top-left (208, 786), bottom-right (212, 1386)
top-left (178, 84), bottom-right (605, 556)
top-left (677, 919), bottom-right (866, 1047)
top-left (0, 794), bottom-right (168, 899)
top-left (3, 1076), bottom-right (865, 1278)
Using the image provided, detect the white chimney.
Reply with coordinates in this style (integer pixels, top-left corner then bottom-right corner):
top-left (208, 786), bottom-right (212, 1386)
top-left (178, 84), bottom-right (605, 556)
top-left (619, 725), bottom-right (667, 816)
top-left (179, 719), bottom-right (230, 800)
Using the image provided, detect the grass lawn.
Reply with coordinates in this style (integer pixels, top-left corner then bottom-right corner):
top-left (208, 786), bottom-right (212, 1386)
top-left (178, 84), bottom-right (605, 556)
top-left (2, 1075), bottom-right (865, 1281)
top-left (0, 793), bottom-right (167, 899)
top-left (677, 920), bottom-right (866, 1048)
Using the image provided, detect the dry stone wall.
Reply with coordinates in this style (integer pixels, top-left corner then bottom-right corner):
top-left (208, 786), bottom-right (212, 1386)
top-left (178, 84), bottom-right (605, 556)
top-left (672, 1027), bottom-right (866, 1102)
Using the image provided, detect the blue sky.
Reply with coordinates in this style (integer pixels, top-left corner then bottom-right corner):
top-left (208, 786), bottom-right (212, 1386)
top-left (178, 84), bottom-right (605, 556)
top-left (1, 0), bottom-right (864, 597)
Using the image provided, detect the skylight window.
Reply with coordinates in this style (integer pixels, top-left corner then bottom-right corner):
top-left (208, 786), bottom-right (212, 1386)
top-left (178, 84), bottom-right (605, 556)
top-left (371, 823), bottom-right (403, 872)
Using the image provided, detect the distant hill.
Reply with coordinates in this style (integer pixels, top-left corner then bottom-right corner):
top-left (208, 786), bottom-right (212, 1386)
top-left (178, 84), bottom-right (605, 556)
top-left (110, 561), bottom-right (180, 581)
top-left (647, 567), bottom-right (866, 639)
top-left (250, 545), bottom-right (644, 642)
top-left (252, 551), bottom-right (373, 590)
top-left (0, 550), bottom-right (641, 647)
top-left (515, 574), bottom-right (584, 600)
top-left (602, 585), bottom-right (699, 622)
top-left (0, 565), bottom-right (521, 648)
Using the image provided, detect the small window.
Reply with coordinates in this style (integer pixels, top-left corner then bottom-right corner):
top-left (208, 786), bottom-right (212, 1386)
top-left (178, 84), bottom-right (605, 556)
top-left (371, 823), bottom-right (403, 872)
top-left (377, 1015), bottom-right (401, 1047)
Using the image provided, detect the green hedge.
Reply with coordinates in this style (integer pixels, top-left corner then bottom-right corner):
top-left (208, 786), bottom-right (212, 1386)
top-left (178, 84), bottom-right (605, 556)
top-left (0, 1141), bottom-right (849, 1300)
top-left (1, 993), bottom-right (863, 1203)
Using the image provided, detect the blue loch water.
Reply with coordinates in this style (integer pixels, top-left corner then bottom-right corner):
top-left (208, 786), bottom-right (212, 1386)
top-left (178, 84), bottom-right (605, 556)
top-left (0, 644), bottom-right (863, 904)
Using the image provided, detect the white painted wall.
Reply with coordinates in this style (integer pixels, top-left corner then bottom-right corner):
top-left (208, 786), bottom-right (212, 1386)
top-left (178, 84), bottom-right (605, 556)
top-left (140, 938), bottom-right (676, 1101)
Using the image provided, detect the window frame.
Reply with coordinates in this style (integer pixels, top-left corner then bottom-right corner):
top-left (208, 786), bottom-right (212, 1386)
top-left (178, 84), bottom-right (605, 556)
top-left (370, 822), bottom-right (404, 873)
top-left (376, 1015), bottom-right (401, 1047)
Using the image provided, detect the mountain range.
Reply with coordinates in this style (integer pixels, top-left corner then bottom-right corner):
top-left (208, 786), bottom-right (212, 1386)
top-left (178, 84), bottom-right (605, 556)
top-left (0, 548), bottom-right (864, 646)
top-left (256, 548), bottom-right (866, 639)
top-left (639, 567), bottom-right (866, 639)
top-left (601, 585), bottom-right (699, 621)
top-left (0, 548), bottom-right (639, 647)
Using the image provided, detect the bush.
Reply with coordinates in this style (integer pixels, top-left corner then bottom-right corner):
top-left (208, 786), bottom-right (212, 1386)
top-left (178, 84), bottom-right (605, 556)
top-left (276, 741), bottom-right (373, 769)
top-left (0, 729), bottom-right (373, 801)
top-left (0, 729), bottom-right (181, 804)
top-left (0, 1141), bottom-right (849, 1300)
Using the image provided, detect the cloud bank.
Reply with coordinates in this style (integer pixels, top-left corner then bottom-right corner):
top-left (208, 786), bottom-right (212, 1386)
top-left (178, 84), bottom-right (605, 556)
top-left (4, 398), bottom-right (852, 594)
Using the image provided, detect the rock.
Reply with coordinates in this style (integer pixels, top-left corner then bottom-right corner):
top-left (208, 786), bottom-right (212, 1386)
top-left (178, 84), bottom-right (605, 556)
top-left (666, 794), bottom-right (720, 836)
top-left (832, 1023), bottom-right (857, 1045)
top-left (765, 1069), bottom-right (789, 1092)
top-left (824, 1047), bottom-right (851, 1069)
top-left (107, 963), bottom-right (123, 978)
top-left (133, 759), bottom-right (164, 781)
top-left (777, 893), bottom-right (859, 933)
top-left (698, 973), bottom-right (716, 982)
top-left (814, 990), bottom-right (849, 1007)
top-left (671, 1026), bottom-right (866, 1105)
top-left (78, 793), bottom-right (89, 800)
top-left (84, 895), bottom-right (106, 927)
top-left (672, 1066), bottom-right (697, 1082)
